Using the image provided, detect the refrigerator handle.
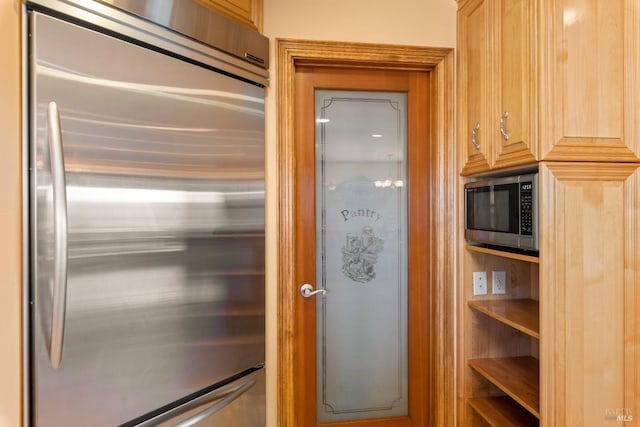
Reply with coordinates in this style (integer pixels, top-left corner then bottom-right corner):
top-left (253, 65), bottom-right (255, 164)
top-left (136, 379), bottom-right (256, 427)
top-left (172, 379), bottom-right (255, 427)
top-left (47, 101), bottom-right (69, 369)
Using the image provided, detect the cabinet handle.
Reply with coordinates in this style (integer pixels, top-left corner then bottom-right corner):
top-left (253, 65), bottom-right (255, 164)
top-left (471, 123), bottom-right (480, 151)
top-left (499, 111), bottom-right (510, 142)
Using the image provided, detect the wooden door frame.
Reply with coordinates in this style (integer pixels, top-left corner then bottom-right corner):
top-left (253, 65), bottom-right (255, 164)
top-left (276, 39), bottom-right (457, 426)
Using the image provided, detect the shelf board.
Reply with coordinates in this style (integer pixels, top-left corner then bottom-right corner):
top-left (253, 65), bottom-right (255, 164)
top-left (468, 356), bottom-right (540, 418)
top-left (468, 396), bottom-right (539, 427)
top-left (468, 299), bottom-right (539, 339)
top-left (465, 244), bottom-right (539, 263)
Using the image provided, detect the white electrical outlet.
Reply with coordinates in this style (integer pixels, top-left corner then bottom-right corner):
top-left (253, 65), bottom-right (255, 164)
top-left (492, 270), bottom-right (506, 294)
top-left (473, 271), bottom-right (487, 295)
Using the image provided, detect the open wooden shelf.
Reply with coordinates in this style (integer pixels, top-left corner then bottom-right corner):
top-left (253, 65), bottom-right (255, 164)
top-left (465, 244), bottom-right (539, 263)
top-left (468, 356), bottom-right (540, 418)
top-left (468, 299), bottom-right (539, 339)
top-left (468, 396), bottom-right (539, 427)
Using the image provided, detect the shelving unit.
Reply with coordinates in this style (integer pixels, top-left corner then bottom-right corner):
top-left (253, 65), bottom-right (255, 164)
top-left (468, 356), bottom-right (539, 417)
top-left (456, 0), bottom-right (640, 421)
top-left (465, 244), bottom-right (539, 264)
top-left (468, 396), bottom-right (538, 427)
top-left (460, 244), bottom-right (540, 426)
top-left (467, 299), bottom-right (539, 338)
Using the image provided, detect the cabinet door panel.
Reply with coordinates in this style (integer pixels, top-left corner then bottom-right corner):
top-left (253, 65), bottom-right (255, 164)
top-left (493, 0), bottom-right (537, 169)
top-left (196, 0), bottom-right (262, 31)
top-left (539, 0), bottom-right (640, 161)
top-left (539, 162), bottom-right (639, 425)
top-left (459, 0), bottom-right (491, 175)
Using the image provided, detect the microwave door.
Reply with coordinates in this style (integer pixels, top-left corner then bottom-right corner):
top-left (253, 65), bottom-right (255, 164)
top-left (465, 173), bottom-right (538, 252)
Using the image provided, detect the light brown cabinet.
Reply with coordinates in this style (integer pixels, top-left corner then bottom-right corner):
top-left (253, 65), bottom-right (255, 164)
top-left (459, 164), bottom-right (640, 425)
top-left (458, 165), bottom-right (640, 426)
top-left (539, 162), bottom-right (639, 425)
top-left (538, 1), bottom-right (640, 162)
top-left (196, 0), bottom-right (263, 32)
top-left (458, 0), bottom-right (640, 176)
top-left (458, 0), bottom-right (537, 176)
top-left (457, 0), bottom-right (640, 424)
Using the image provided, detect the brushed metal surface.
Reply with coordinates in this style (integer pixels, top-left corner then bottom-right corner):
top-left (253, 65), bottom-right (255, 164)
top-left (26, 0), bottom-right (269, 85)
top-left (102, 0), bottom-right (269, 68)
top-left (30, 12), bottom-right (265, 427)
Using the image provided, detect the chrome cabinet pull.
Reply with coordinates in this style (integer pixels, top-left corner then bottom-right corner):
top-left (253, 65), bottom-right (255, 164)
top-left (499, 111), bottom-right (510, 141)
top-left (47, 101), bottom-right (69, 369)
top-left (471, 122), bottom-right (480, 151)
top-left (300, 283), bottom-right (327, 298)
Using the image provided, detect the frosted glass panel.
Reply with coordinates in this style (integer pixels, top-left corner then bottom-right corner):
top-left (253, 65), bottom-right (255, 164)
top-left (315, 90), bottom-right (408, 422)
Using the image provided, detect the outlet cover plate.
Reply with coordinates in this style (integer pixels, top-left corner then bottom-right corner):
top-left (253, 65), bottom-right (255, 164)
top-left (492, 270), bottom-right (506, 294)
top-left (473, 271), bottom-right (487, 295)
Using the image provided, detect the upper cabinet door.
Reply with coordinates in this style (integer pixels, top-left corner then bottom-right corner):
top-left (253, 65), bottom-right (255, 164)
top-left (196, 0), bottom-right (263, 32)
top-left (538, 0), bottom-right (640, 162)
top-left (492, 0), bottom-right (537, 169)
top-left (459, 0), bottom-right (538, 175)
top-left (459, 0), bottom-right (491, 175)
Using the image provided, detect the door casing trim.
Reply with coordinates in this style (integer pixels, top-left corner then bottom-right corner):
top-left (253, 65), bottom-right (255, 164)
top-left (275, 38), bottom-right (456, 426)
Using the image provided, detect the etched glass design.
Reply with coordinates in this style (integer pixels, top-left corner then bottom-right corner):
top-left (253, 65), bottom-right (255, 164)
top-left (315, 90), bottom-right (408, 422)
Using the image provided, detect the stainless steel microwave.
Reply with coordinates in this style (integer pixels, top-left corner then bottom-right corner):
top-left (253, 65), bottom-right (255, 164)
top-left (465, 172), bottom-right (538, 252)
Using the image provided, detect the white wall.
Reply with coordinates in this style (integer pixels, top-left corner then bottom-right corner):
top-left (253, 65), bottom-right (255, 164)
top-left (261, 1), bottom-right (457, 425)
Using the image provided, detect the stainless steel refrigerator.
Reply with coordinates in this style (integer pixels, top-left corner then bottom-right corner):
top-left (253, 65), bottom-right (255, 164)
top-left (25, 1), bottom-right (267, 425)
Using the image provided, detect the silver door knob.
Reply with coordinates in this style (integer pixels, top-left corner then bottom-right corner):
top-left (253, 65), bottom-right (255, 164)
top-left (300, 283), bottom-right (327, 298)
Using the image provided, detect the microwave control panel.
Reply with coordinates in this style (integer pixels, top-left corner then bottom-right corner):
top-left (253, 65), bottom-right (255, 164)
top-left (520, 181), bottom-right (533, 236)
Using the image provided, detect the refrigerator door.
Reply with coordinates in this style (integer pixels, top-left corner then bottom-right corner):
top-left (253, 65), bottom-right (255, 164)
top-left (29, 11), bottom-right (265, 427)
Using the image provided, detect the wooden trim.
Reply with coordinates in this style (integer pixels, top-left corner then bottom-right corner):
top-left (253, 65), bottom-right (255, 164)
top-left (542, 161), bottom-right (638, 181)
top-left (465, 244), bottom-right (539, 264)
top-left (408, 69), bottom-right (431, 427)
top-left (251, 0), bottom-right (262, 33)
top-left (276, 39), bottom-right (456, 427)
top-left (0, 1), bottom-right (23, 425)
top-left (625, 167), bottom-right (640, 414)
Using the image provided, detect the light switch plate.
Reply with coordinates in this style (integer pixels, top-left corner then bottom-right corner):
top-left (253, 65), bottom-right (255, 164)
top-left (473, 271), bottom-right (487, 295)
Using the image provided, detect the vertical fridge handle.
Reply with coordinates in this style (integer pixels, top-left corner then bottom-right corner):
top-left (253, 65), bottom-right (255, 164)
top-left (47, 101), bottom-right (69, 369)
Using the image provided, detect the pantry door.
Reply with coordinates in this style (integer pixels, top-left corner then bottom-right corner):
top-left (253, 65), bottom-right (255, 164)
top-left (292, 65), bottom-right (430, 427)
